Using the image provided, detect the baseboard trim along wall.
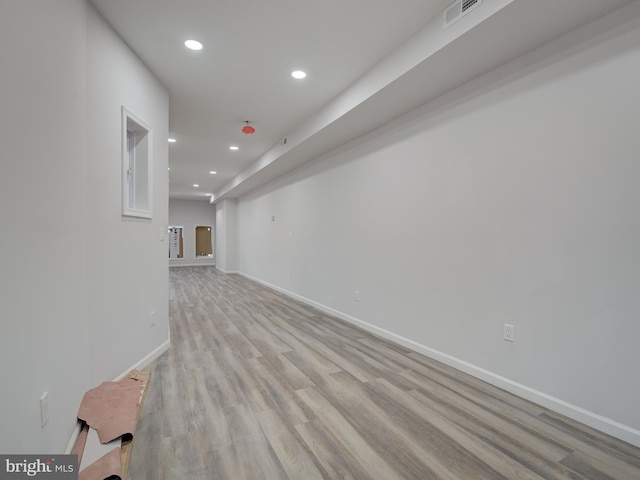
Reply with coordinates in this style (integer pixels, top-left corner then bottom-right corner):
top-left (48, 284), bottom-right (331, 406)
top-left (64, 422), bottom-right (83, 456)
top-left (170, 261), bottom-right (216, 268)
top-left (112, 338), bottom-right (171, 382)
top-left (239, 272), bottom-right (640, 449)
top-left (65, 337), bottom-right (171, 454)
top-left (216, 267), bottom-right (239, 274)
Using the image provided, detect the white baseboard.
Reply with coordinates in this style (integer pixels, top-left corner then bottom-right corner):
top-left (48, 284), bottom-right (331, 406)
top-left (65, 338), bottom-right (171, 454)
top-left (239, 272), bottom-right (640, 448)
top-left (64, 422), bottom-right (83, 455)
top-left (170, 262), bottom-right (216, 268)
top-left (216, 267), bottom-right (239, 274)
top-left (113, 339), bottom-right (171, 381)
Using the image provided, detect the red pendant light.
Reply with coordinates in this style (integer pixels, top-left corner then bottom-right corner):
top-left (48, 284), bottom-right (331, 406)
top-left (241, 121), bottom-right (255, 135)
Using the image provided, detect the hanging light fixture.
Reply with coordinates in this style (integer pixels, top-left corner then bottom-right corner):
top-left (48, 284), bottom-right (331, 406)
top-left (241, 121), bottom-right (255, 135)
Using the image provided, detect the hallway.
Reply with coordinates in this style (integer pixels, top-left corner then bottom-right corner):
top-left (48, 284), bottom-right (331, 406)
top-left (127, 267), bottom-right (640, 479)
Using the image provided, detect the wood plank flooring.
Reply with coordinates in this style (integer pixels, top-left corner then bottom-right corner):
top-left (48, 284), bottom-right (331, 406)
top-left (127, 266), bottom-right (640, 479)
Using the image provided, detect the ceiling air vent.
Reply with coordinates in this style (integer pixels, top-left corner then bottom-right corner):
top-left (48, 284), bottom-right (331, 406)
top-left (443, 0), bottom-right (482, 28)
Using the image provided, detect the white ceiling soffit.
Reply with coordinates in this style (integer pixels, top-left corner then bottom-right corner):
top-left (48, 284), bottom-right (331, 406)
top-left (212, 0), bottom-right (635, 203)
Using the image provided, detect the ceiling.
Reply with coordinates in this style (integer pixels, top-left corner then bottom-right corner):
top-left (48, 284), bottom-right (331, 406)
top-left (90, 0), bottom-right (635, 203)
top-left (90, 0), bottom-right (451, 201)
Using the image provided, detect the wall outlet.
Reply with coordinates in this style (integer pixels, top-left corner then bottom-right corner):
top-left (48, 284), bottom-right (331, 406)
top-left (40, 392), bottom-right (49, 427)
top-left (354, 290), bottom-right (360, 302)
top-left (150, 310), bottom-right (155, 327)
top-left (504, 324), bottom-right (515, 342)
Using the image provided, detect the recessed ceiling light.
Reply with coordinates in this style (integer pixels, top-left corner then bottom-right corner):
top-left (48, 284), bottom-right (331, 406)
top-left (209, 171), bottom-right (217, 174)
top-left (168, 138), bottom-right (176, 143)
top-left (229, 145), bottom-right (239, 151)
top-left (185, 40), bottom-right (203, 51)
top-left (291, 70), bottom-right (307, 79)
top-left (193, 184), bottom-right (199, 187)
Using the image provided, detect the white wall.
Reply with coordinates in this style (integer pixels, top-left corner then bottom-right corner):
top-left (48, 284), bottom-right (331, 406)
top-left (0, 0), bottom-right (169, 453)
top-left (0, 0), bottom-right (90, 455)
top-left (236, 13), bottom-right (640, 445)
top-left (169, 199), bottom-right (216, 266)
top-left (84, 5), bottom-right (169, 380)
top-left (215, 199), bottom-right (238, 273)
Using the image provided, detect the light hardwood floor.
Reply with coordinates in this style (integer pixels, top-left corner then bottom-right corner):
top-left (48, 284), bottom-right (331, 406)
top-left (127, 266), bottom-right (640, 479)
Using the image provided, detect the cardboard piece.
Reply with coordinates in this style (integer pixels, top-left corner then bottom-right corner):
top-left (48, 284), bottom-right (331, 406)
top-left (78, 447), bottom-right (122, 480)
top-left (80, 427), bottom-right (121, 472)
top-left (73, 371), bottom-right (150, 479)
top-left (77, 378), bottom-right (141, 444)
